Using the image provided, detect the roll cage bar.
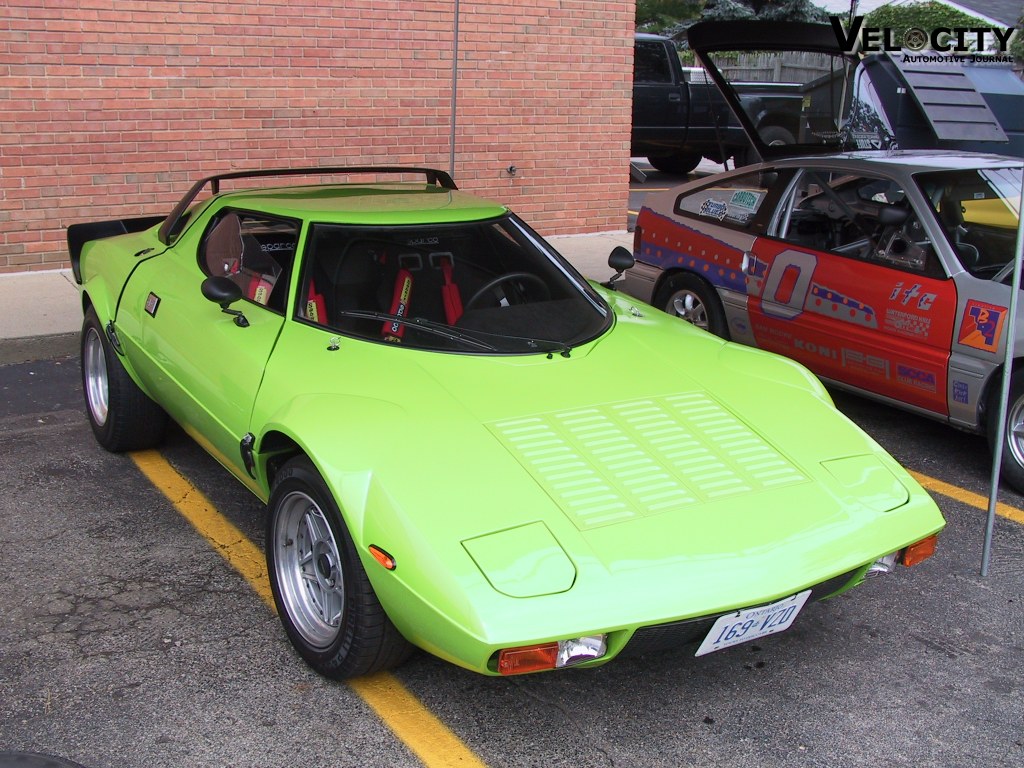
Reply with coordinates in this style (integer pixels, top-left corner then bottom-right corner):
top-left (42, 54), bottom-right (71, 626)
top-left (158, 166), bottom-right (459, 245)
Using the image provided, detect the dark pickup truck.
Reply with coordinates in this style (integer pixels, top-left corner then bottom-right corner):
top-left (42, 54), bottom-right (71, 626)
top-left (632, 34), bottom-right (802, 174)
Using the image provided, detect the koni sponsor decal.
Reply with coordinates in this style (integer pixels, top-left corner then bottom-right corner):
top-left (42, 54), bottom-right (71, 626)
top-left (794, 338), bottom-right (839, 361)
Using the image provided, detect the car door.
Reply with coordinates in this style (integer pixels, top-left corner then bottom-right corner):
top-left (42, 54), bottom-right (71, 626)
top-left (745, 168), bottom-right (957, 415)
top-left (633, 38), bottom-right (689, 152)
top-left (120, 206), bottom-right (300, 480)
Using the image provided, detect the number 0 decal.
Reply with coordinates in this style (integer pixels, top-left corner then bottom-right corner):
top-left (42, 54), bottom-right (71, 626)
top-left (762, 250), bottom-right (817, 320)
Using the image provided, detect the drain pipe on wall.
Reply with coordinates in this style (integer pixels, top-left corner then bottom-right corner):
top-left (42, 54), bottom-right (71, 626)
top-left (449, 0), bottom-right (461, 179)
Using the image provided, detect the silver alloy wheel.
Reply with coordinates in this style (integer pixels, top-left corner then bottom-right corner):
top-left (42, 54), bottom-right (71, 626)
top-left (1007, 394), bottom-right (1024, 471)
top-left (273, 490), bottom-right (345, 649)
top-left (83, 327), bottom-right (109, 426)
top-left (670, 290), bottom-right (709, 330)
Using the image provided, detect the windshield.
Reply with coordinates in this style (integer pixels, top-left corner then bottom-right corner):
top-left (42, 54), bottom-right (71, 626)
top-left (915, 167), bottom-right (1022, 279)
top-left (297, 214), bottom-right (610, 354)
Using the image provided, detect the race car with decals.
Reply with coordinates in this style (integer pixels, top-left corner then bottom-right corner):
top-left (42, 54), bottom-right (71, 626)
top-left (618, 21), bottom-right (1024, 491)
top-left (68, 166), bottom-right (942, 679)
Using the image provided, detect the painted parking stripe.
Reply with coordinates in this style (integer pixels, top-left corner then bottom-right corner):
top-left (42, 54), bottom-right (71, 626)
top-left (129, 450), bottom-right (488, 768)
top-left (908, 469), bottom-right (1024, 525)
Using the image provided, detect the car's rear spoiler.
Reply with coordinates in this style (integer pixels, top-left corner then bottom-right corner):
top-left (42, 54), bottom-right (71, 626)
top-left (158, 166), bottom-right (459, 245)
top-left (66, 216), bottom-right (164, 284)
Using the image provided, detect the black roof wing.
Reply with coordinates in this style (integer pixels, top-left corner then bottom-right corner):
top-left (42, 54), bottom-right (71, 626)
top-left (686, 20), bottom-right (845, 55)
top-left (158, 166), bottom-right (458, 245)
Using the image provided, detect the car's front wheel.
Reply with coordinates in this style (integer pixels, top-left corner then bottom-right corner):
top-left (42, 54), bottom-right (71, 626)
top-left (266, 457), bottom-right (412, 679)
top-left (989, 369), bottom-right (1024, 493)
top-left (654, 273), bottom-right (729, 339)
top-left (80, 306), bottom-right (167, 452)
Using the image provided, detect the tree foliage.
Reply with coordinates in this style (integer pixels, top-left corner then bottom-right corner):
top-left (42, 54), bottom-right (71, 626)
top-left (1011, 12), bottom-right (1024, 66)
top-left (635, 0), bottom-right (702, 33)
top-left (637, 0), bottom-right (830, 38)
top-left (702, 0), bottom-right (827, 23)
top-left (863, 2), bottom-right (994, 49)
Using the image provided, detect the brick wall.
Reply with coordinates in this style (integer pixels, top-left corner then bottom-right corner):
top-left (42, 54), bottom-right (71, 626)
top-left (0, 0), bottom-right (634, 273)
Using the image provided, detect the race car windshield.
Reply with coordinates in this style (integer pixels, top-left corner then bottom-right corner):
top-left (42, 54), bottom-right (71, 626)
top-left (915, 167), bottom-right (1022, 280)
top-left (298, 214), bottom-right (610, 354)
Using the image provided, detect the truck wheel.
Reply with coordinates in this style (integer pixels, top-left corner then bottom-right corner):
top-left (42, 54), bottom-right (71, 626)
top-left (758, 125), bottom-right (795, 146)
top-left (266, 456), bottom-right (413, 679)
top-left (81, 306), bottom-right (167, 452)
top-left (654, 273), bottom-right (729, 340)
top-left (988, 368), bottom-right (1024, 493)
top-left (647, 152), bottom-right (702, 175)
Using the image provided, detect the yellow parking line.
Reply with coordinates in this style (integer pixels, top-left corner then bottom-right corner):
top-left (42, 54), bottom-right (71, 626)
top-left (131, 450), bottom-right (274, 608)
top-left (129, 450), bottom-right (488, 768)
top-left (908, 469), bottom-right (1024, 525)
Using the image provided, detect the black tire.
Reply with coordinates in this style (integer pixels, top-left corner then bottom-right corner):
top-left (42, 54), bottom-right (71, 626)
top-left (758, 124), bottom-right (795, 147)
top-left (80, 306), bottom-right (167, 452)
top-left (654, 272), bottom-right (729, 340)
top-left (987, 368), bottom-right (1024, 493)
top-left (647, 152), bottom-right (702, 176)
top-left (266, 456), bottom-right (413, 679)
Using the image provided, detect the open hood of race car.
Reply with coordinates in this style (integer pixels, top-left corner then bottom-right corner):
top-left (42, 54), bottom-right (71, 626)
top-left (685, 20), bottom-right (1016, 162)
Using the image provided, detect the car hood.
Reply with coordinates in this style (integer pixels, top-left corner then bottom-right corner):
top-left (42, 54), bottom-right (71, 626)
top-left (257, 293), bottom-right (943, 649)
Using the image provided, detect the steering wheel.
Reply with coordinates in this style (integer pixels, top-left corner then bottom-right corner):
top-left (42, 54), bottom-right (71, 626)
top-left (465, 272), bottom-right (550, 310)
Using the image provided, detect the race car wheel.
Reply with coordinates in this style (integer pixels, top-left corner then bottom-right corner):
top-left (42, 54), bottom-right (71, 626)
top-left (654, 273), bottom-right (729, 340)
top-left (988, 369), bottom-right (1024, 493)
top-left (266, 457), bottom-right (412, 679)
top-left (80, 306), bottom-right (167, 452)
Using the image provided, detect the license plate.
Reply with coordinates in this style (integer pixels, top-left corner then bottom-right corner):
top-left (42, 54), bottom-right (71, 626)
top-left (694, 589), bottom-right (812, 657)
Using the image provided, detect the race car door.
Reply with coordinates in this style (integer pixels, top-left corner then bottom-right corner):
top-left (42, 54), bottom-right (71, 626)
top-left (745, 168), bottom-right (957, 415)
top-left (125, 208), bottom-right (299, 486)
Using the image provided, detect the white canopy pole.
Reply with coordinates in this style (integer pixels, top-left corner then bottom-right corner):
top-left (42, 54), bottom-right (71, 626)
top-left (982, 166), bottom-right (1024, 576)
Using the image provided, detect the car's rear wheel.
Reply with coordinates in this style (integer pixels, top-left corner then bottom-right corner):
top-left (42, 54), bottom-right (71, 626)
top-left (266, 456), bottom-right (412, 679)
top-left (988, 368), bottom-right (1024, 493)
top-left (80, 306), bottom-right (167, 452)
top-left (654, 273), bottom-right (729, 339)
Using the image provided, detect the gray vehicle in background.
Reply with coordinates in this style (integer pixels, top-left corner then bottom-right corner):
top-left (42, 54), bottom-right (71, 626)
top-left (616, 21), bottom-right (1024, 490)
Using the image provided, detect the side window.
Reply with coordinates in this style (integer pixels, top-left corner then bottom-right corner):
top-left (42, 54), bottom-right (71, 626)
top-left (634, 41), bottom-right (674, 84)
top-left (200, 210), bottom-right (299, 313)
top-left (775, 171), bottom-right (940, 276)
top-left (674, 168), bottom-right (789, 234)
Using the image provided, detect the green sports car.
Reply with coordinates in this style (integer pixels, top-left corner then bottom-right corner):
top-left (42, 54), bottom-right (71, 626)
top-left (68, 167), bottom-right (944, 678)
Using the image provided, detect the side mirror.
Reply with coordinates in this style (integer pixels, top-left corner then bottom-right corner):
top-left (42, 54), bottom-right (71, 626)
top-left (201, 276), bottom-right (249, 327)
top-left (604, 246), bottom-right (635, 290)
top-left (608, 246), bottom-right (635, 274)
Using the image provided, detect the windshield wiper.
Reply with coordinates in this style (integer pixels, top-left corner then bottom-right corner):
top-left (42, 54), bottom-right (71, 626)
top-left (333, 309), bottom-right (498, 351)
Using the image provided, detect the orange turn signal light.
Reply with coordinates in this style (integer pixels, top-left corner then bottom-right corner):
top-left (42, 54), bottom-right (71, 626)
top-left (901, 534), bottom-right (937, 567)
top-left (497, 643), bottom-right (559, 675)
top-left (368, 545), bottom-right (396, 571)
